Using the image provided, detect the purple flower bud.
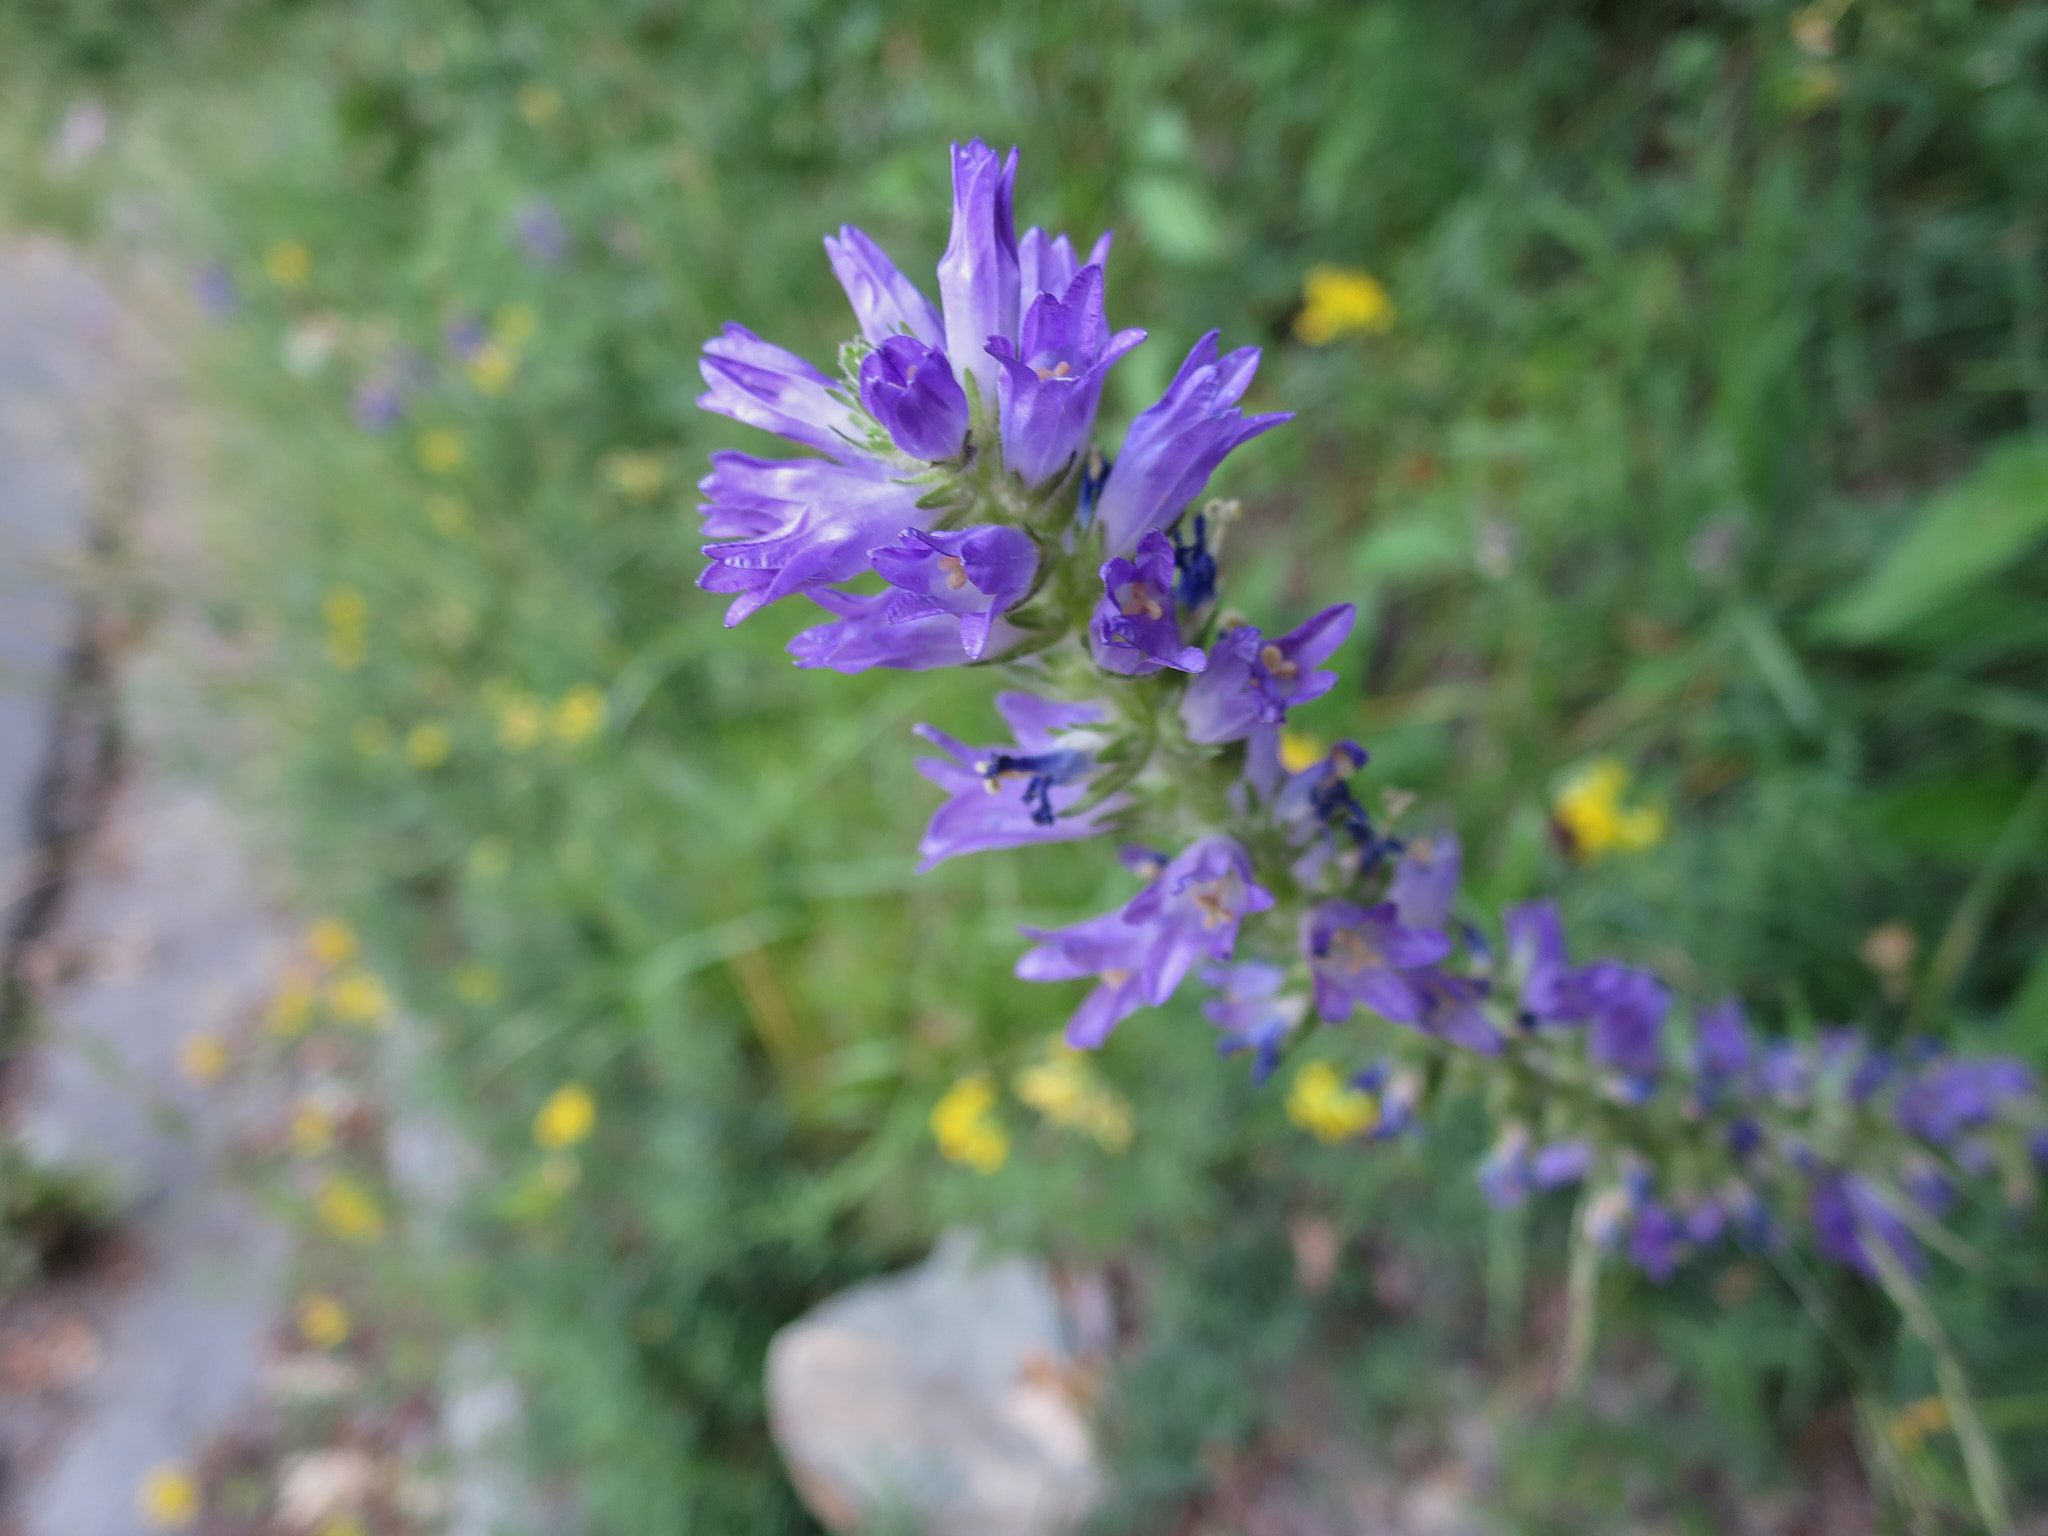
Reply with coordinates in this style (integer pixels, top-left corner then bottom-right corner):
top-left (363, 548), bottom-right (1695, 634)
top-left (937, 139), bottom-right (1020, 407)
top-left (1200, 963), bottom-right (1304, 1084)
top-left (859, 336), bottom-right (970, 461)
top-left (985, 263), bottom-right (1145, 486)
top-left (1581, 962), bottom-right (1669, 1082)
top-left (1389, 833), bottom-right (1461, 932)
top-left (1532, 1140), bottom-right (1595, 1189)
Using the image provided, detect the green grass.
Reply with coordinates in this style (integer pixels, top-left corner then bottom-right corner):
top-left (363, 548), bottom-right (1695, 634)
top-left (5, 0), bottom-right (2048, 1528)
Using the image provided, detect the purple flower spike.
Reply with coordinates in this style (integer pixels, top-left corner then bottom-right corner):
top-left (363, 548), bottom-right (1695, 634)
top-left (937, 139), bottom-right (1020, 407)
top-left (1093, 331), bottom-right (1292, 556)
top-left (1200, 963), bottom-right (1304, 1084)
top-left (1301, 901), bottom-right (1452, 1025)
top-left (696, 452), bottom-right (923, 625)
top-left (1120, 837), bottom-right (1276, 1008)
top-left (1811, 1172), bottom-right (1923, 1280)
top-left (825, 225), bottom-right (945, 349)
top-left (986, 264), bottom-right (1146, 486)
top-left (515, 197), bottom-right (569, 265)
top-left (1581, 961), bottom-right (1669, 1084)
top-left (1180, 606), bottom-right (1355, 745)
top-left (859, 336), bottom-right (970, 462)
top-left (698, 324), bottom-right (863, 456)
top-left (1389, 833), bottom-right (1461, 932)
top-left (1017, 910), bottom-right (1156, 1050)
top-left (873, 525), bottom-right (1037, 659)
top-left (788, 588), bottom-right (1022, 673)
top-left (1091, 531), bottom-right (1207, 676)
top-left (912, 692), bottom-right (1125, 869)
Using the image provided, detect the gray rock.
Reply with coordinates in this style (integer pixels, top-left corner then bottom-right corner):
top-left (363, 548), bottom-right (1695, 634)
top-left (766, 1231), bottom-right (1100, 1536)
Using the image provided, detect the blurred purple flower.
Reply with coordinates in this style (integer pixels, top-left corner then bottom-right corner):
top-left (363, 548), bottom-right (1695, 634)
top-left (1180, 605), bottom-right (1354, 745)
top-left (1810, 1172), bottom-right (1923, 1281)
top-left (1300, 900), bottom-right (1450, 1025)
top-left (192, 263), bottom-right (238, 320)
top-left (351, 378), bottom-right (406, 432)
top-left (1388, 832), bottom-right (1460, 932)
top-left (515, 197), bottom-right (569, 265)
top-left (1200, 962), bottom-right (1304, 1083)
top-left (1895, 1056), bottom-right (2035, 1147)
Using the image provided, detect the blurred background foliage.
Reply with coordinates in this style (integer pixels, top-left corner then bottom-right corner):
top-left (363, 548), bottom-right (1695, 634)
top-left (5, 0), bottom-right (2048, 1529)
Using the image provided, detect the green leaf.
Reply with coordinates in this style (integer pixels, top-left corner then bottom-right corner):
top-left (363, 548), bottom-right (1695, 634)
top-left (1127, 173), bottom-right (1225, 265)
top-left (1820, 438), bottom-right (2048, 642)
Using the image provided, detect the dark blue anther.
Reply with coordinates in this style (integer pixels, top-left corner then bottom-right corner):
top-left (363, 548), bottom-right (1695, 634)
top-left (981, 750), bottom-right (1090, 827)
top-left (1076, 449), bottom-right (1111, 531)
top-left (1173, 513), bottom-right (1218, 613)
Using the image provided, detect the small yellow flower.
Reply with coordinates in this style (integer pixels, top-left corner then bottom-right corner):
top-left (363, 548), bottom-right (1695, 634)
top-left (308, 918), bottom-right (359, 968)
top-left (321, 585), bottom-right (368, 670)
top-left (452, 964), bottom-right (501, 1004)
top-left (518, 82), bottom-right (563, 127)
top-left (315, 1174), bottom-right (386, 1243)
top-left (404, 720), bottom-right (452, 770)
top-left (297, 1292), bottom-right (352, 1350)
top-left (602, 450), bottom-right (668, 501)
top-left (177, 1032), bottom-right (229, 1085)
top-left (1014, 1046), bottom-right (1134, 1153)
top-left (468, 837), bottom-right (512, 879)
top-left (1279, 729), bottom-right (1326, 775)
top-left (426, 493), bottom-right (471, 536)
top-left (137, 1463), bottom-right (201, 1529)
top-left (1552, 757), bottom-right (1667, 864)
top-left (263, 239), bottom-right (313, 290)
top-left (326, 969), bottom-right (391, 1029)
top-left (417, 428), bottom-right (467, 475)
top-left (552, 684), bottom-right (608, 745)
top-left (317, 1518), bottom-right (369, 1536)
top-left (495, 695), bottom-right (545, 752)
top-left (534, 1082), bottom-right (596, 1150)
top-left (350, 716), bottom-right (393, 757)
top-left (494, 302), bottom-right (538, 348)
top-left (1891, 1394), bottom-right (1950, 1454)
top-left (290, 1101), bottom-right (336, 1158)
top-left (930, 1073), bottom-right (1009, 1173)
top-left (1286, 1061), bottom-right (1380, 1144)
top-left (465, 340), bottom-right (517, 395)
top-left (267, 971), bottom-right (316, 1036)
top-left (1294, 264), bottom-right (1395, 346)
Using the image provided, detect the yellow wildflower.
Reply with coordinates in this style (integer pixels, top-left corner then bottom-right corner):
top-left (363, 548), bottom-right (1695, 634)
top-left (417, 428), bottom-right (466, 475)
top-left (494, 302), bottom-right (538, 348)
top-left (1286, 1061), bottom-right (1380, 1144)
top-left (1014, 1047), bottom-right (1134, 1153)
top-left (267, 971), bottom-right (316, 1036)
top-left (297, 1292), bottom-right (352, 1350)
top-left (308, 918), bottom-right (358, 968)
top-left (137, 1463), bottom-right (201, 1529)
top-left (1552, 757), bottom-right (1667, 863)
top-left (1278, 729), bottom-right (1325, 774)
top-left (315, 1174), bottom-right (386, 1243)
top-left (1294, 264), bottom-right (1395, 345)
top-left (518, 82), bottom-right (563, 127)
top-left (493, 690), bottom-right (545, 751)
top-left (552, 684), bottom-right (608, 745)
top-left (534, 1082), bottom-right (596, 1150)
top-left (1891, 1395), bottom-right (1950, 1454)
top-left (177, 1032), bottom-right (229, 1085)
top-left (263, 239), bottom-right (313, 290)
top-left (404, 720), bottom-right (452, 770)
top-left (317, 1519), bottom-right (368, 1536)
top-left (350, 716), bottom-right (393, 757)
top-left (326, 969), bottom-right (391, 1029)
top-left (930, 1073), bottom-right (1009, 1173)
top-left (465, 340), bottom-right (517, 395)
top-left (324, 631), bottom-right (366, 671)
top-left (426, 493), bottom-right (471, 536)
top-left (452, 964), bottom-right (501, 1004)
top-left (602, 450), bottom-right (668, 501)
top-left (290, 1101), bottom-right (336, 1158)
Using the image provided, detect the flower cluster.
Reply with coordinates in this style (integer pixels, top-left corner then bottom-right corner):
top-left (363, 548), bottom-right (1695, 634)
top-left (697, 142), bottom-right (2047, 1378)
